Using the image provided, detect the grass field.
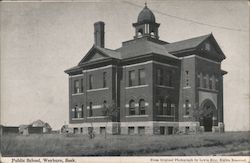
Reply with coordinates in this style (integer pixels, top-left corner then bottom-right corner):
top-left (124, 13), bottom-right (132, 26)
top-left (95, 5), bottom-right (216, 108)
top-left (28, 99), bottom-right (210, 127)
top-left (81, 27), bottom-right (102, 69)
top-left (1, 131), bottom-right (249, 156)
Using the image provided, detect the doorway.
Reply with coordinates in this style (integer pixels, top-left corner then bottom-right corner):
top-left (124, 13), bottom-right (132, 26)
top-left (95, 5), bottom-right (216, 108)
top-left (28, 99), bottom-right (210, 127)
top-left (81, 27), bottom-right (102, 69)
top-left (203, 116), bottom-right (213, 132)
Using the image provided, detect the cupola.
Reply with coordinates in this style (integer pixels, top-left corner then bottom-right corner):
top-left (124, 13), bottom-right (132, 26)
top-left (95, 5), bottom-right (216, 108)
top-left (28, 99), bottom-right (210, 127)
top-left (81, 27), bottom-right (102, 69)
top-left (133, 3), bottom-right (160, 39)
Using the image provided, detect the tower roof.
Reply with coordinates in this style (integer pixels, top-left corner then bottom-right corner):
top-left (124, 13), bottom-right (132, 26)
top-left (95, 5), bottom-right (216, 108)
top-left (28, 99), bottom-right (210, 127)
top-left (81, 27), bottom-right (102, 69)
top-left (137, 5), bottom-right (156, 23)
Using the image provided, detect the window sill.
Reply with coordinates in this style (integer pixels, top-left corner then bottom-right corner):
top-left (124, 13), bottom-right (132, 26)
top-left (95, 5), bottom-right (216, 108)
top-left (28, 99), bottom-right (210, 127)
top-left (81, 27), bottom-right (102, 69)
top-left (156, 115), bottom-right (174, 117)
top-left (156, 85), bottom-right (174, 89)
top-left (72, 93), bottom-right (84, 96)
top-left (125, 85), bottom-right (149, 89)
top-left (183, 86), bottom-right (191, 89)
top-left (87, 87), bottom-right (109, 92)
top-left (198, 87), bottom-right (219, 92)
top-left (87, 116), bottom-right (108, 119)
top-left (183, 115), bottom-right (191, 118)
top-left (125, 115), bottom-right (149, 118)
top-left (72, 118), bottom-right (84, 120)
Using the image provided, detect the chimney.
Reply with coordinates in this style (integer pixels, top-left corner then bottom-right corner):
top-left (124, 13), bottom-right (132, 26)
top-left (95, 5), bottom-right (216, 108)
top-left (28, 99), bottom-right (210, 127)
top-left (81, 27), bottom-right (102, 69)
top-left (94, 21), bottom-right (105, 48)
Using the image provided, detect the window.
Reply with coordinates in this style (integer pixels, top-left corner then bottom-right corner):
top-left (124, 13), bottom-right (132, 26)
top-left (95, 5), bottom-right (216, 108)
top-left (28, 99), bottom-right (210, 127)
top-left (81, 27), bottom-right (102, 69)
top-left (158, 99), bottom-right (164, 115)
top-left (205, 43), bottom-right (211, 51)
top-left (209, 77), bottom-right (213, 89)
top-left (166, 99), bottom-right (171, 115)
top-left (138, 127), bottom-right (145, 135)
top-left (80, 79), bottom-right (84, 92)
top-left (139, 99), bottom-right (146, 115)
top-left (72, 105), bottom-right (77, 118)
top-left (89, 102), bottom-right (93, 117)
top-left (77, 106), bottom-right (83, 118)
top-left (80, 105), bottom-right (84, 118)
top-left (74, 105), bottom-right (78, 118)
top-left (73, 128), bottom-right (79, 134)
top-left (185, 100), bottom-right (190, 115)
top-left (160, 126), bottom-right (165, 135)
top-left (138, 29), bottom-right (143, 37)
top-left (197, 74), bottom-right (201, 87)
top-left (89, 75), bottom-right (93, 89)
top-left (74, 80), bottom-right (80, 93)
top-left (103, 100), bottom-right (107, 116)
top-left (128, 70), bottom-right (136, 86)
top-left (138, 69), bottom-right (146, 85)
top-left (80, 128), bottom-right (83, 133)
top-left (215, 78), bottom-right (219, 90)
top-left (103, 72), bottom-right (107, 88)
top-left (128, 127), bottom-right (135, 135)
top-left (156, 68), bottom-right (163, 85)
top-left (167, 127), bottom-right (173, 135)
top-left (185, 71), bottom-right (189, 86)
top-left (100, 127), bottom-right (106, 135)
top-left (166, 71), bottom-right (172, 86)
top-left (203, 76), bottom-right (207, 88)
top-left (129, 100), bottom-right (135, 115)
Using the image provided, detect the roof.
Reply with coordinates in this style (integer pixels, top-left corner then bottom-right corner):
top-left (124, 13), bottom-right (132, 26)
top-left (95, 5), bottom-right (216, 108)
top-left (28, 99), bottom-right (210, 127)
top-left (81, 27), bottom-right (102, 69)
top-left (65, 34), bottom-right (226, 74)
top-left (137, 5), bottom-right (156, 23)
top-left (116, 37), bottom-right (178, 59)
top-left (95, 46), bottom-right (121, 59)
top-left (30, 119), bottom-right (51, 128)
top-left (164, 34), bottom-right (211, 53)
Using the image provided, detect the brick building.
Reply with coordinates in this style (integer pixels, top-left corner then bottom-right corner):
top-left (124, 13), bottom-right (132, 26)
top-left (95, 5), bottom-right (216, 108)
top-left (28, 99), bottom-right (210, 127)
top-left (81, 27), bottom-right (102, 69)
top-left (65, 5), bottom-right (227, 135)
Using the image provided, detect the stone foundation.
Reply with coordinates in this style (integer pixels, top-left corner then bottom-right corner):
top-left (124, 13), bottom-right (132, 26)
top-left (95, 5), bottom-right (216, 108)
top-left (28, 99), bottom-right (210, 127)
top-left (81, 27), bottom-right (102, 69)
top-left (68, 122), bottom-right (120, 135)
top-left (68, 121), bottom-right (225, 135)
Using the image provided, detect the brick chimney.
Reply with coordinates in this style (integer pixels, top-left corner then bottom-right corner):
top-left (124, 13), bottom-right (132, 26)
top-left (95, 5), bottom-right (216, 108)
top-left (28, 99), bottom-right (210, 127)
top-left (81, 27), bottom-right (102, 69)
top-left (94, 21), bottom-right (105, 48)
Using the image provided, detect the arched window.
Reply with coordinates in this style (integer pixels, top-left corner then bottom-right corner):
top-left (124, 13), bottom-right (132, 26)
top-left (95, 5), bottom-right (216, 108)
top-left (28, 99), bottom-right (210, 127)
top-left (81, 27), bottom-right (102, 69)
top-left (150, 31), bottom-right (155, 36)
top-left (139, 99), bottom-right (146, 115)
top-left (129, 100), bottom-right (135, 115)
top-left (138, 29), bottom-right (143, 37)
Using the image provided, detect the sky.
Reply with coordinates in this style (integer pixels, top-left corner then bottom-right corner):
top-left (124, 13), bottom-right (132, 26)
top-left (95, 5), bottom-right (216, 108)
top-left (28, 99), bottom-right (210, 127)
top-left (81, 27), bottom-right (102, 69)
top-left (1, 0), bottom-right (249, 131)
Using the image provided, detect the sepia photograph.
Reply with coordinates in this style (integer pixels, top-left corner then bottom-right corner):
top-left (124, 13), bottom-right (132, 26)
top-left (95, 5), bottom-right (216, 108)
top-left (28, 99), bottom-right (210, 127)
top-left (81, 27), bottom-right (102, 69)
top-left (0, 0), bottom-right (249, 161)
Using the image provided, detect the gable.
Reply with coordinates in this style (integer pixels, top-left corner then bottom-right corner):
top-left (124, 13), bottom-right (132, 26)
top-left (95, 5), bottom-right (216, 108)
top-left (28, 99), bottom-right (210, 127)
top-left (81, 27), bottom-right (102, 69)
top-left (78, 46), bottom-right (110, 65)
top-left (198, 36), bottom-right (226, 61)
top-left (84, 52), bottom-right (106, 62)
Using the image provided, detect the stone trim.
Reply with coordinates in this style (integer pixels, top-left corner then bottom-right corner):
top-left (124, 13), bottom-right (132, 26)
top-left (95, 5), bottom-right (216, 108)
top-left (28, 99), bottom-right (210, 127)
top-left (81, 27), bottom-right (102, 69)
top-left (125, 115), bottom-right (149, 118)
top-left (72, 93), bottom-right (84, 96)
top-left (156, 85), bottom-right (174, 89)
top-left (69, 74), bottom-right (84, 78)
top-left (87, 87), bottom-right (109, 92)
top-left (125, 84), bottom-right (149, 89)
top-left (87, 116), bottom-right (108, 119)
top-left (83, 65), bottom-right (114, 72)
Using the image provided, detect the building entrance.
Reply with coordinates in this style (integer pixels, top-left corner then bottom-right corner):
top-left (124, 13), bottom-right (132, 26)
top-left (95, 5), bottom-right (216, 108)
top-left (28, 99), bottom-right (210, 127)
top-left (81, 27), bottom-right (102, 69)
top-left (200, 99), bottom-right (217, 132)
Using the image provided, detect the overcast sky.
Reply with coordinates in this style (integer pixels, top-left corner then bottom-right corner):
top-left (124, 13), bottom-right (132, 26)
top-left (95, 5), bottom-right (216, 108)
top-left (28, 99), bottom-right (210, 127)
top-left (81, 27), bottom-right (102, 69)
top-left (1, 0), bottom-right (249, 131)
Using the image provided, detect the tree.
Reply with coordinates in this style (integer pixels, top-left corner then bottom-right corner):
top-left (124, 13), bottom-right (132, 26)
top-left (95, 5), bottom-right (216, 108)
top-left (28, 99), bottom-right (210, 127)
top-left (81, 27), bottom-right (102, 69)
top-left (102, 100), bottom-right (119, 139)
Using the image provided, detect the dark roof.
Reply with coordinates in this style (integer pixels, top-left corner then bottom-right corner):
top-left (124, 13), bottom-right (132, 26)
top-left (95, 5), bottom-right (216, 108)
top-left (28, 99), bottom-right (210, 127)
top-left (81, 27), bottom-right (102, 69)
top-left (137, 6), bottom-right (156, 23)
top-left (95, 46), bottom-right (121, 59)
top-left (65, 34), bottom-right (226, 74)
top-left (164, 34), bottom-right (211, 53)
top-left (116, 37), bottom-right (178, 59)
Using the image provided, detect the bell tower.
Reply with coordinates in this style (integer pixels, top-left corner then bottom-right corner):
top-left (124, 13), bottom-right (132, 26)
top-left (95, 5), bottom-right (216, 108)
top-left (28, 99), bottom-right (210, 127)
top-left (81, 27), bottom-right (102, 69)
top-left (133, 4), bottom-right (160, 39)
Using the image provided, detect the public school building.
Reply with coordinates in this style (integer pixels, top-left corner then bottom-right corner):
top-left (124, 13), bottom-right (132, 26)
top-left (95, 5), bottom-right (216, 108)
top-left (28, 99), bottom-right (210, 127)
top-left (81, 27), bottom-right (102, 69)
top-left (64, 5), bottom-right (227, 135)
